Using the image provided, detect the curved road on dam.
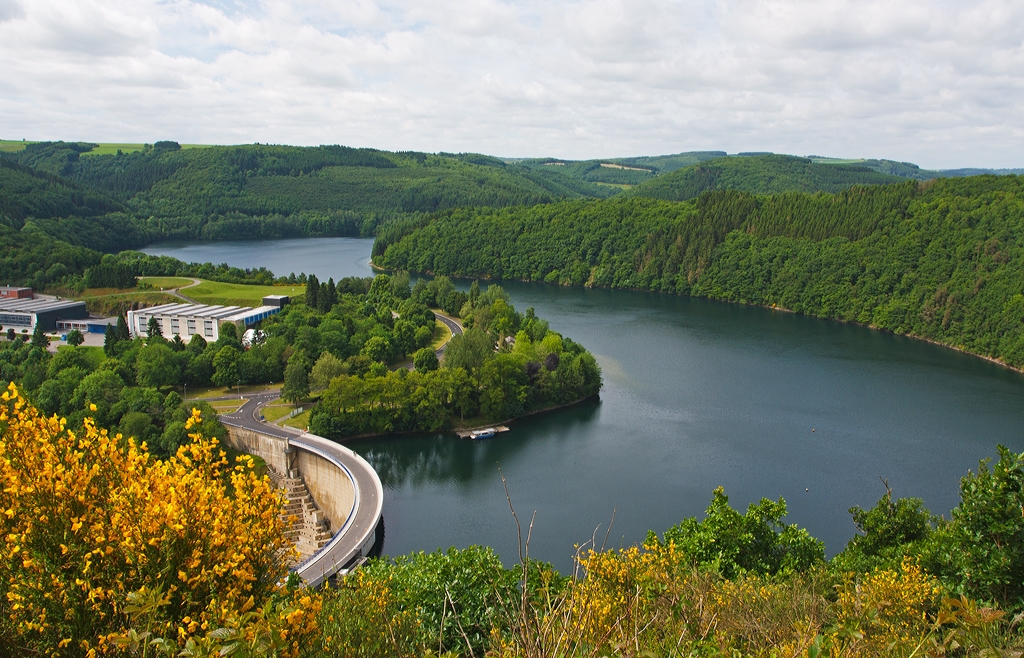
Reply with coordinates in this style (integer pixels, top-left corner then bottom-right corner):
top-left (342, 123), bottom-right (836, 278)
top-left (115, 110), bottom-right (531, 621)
top-left (214, 309), bottom-right (460, 585)
top-left (219, 392), bottom-right (383, 587)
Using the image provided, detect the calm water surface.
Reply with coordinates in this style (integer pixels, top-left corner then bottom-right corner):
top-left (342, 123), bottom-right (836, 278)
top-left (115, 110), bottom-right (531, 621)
top-left (143, 238), bottom-right (1024, 571)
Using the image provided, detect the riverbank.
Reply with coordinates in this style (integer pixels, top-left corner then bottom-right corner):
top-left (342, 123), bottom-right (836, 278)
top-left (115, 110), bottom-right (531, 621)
top-left (374, 260), bottom-right (1024, 379)
top-left (328, 393), bottom-right (601, 444)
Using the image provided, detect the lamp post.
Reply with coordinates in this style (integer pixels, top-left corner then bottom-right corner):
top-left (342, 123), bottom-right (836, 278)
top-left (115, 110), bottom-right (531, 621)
top-left (183, 383), bottom-right (187, 402)
top-left (237, 380), bottom-right (242, 400)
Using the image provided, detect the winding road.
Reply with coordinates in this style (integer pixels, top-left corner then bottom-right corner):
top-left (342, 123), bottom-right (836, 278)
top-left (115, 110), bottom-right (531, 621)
top-left (219, 393), bottom-right (383, 587)
top-left (398, 310), bottom-right (463, 370)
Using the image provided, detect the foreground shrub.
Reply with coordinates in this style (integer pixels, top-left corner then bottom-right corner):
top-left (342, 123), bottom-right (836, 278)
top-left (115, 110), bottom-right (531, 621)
top-left (0, 383), bottom-right (316, 657)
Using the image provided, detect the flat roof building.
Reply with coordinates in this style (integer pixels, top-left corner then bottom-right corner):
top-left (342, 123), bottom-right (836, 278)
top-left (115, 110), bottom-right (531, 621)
top-left (262, 295), bottom-right (290, 307)
top-left (0, 298), bottom-right (88, 332)
top-left (57, 317), bottom-right (118, 334)
top-left (126, 303), bottom-right (283, 343)
top-left (0, 286), bottom-right (33, 300)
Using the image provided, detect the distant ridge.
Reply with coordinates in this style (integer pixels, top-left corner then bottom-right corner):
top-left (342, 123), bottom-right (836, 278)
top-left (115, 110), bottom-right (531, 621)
top-left (624, 154), bottom-right (902, 201)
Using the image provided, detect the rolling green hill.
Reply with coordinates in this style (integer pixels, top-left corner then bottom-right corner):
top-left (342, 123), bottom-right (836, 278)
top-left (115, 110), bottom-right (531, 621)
top-left (1, 142), bottom-right (613, 242)
top-left (624, 154), bottom-right (904, 201)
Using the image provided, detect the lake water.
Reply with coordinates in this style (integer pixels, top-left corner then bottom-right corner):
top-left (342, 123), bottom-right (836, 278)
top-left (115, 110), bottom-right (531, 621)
top-left (143, 238), bottom-right (1024, 572)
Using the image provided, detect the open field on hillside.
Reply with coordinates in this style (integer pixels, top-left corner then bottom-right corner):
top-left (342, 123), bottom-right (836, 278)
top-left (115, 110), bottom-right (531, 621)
top-left (138, 276), bottom-right (196, 290)
top-left (184, 281), bottom-right (306, 307)
top-left (0, 140), bottom-right (211, 155)
top-left (0, 140), bottom-right (34, 152)
top-left (80, 143), bottom-right (212, 156)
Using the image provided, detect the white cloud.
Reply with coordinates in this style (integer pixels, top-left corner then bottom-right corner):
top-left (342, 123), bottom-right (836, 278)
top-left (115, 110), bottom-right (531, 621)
top-left (0, 0), bottom-right (1021, 167)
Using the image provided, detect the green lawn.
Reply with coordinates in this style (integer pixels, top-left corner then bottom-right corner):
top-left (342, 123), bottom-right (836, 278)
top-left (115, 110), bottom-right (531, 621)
top-left (282, 410), bottom-right (310, 430)
top-left (138, 276), bottom-right (195, 290)
top-left (185, 281), bottom-right (305, 307)
top-left (261, 404), bottom-right (297, 423)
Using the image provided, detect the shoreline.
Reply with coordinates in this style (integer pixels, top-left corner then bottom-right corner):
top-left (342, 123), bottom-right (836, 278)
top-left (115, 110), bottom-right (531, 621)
top-left (371, 259), bottom-right (1024, 378)
top-left (331, 393), bottom-right (601, 444)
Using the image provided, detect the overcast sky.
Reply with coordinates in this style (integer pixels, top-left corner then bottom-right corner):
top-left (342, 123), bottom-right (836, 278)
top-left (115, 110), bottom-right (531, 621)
top-left (0, 0), bottom-right (1021, 168)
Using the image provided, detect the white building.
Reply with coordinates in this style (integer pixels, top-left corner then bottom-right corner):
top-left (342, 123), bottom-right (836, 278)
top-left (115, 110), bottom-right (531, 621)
top-left (126, 302), bottom-right (283, 343)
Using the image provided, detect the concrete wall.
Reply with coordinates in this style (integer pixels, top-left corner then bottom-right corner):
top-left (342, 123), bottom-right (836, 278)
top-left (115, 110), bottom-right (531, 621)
top-left (295, 449), bottom-right (355, 534)
top-left (223, 426), bottom-right (291, 475)
top-left (223, 426), bottom-right (354, 534)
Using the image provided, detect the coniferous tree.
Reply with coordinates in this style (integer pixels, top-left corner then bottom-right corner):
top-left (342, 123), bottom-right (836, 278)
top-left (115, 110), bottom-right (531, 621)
top-left (306, 274), bottom-right (319, 310)
top-left (116, 315), bottom-right (130, 342)
top-left (31, 324), bottom-right (50, 350)
top-left (104, 324), bottom-right (117, 356)
top-left (147, 317), bottom-right (163, 338)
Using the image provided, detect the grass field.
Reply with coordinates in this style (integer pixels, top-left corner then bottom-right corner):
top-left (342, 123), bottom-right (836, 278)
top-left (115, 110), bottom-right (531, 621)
top-left (0, 140), bottom-right (33, 153)
top-left (138, 276), bottom-right (196, 290)
top-left (0, 140), bottom-right (211, 156)
top-left (185, 281), bottom-right (305, 307)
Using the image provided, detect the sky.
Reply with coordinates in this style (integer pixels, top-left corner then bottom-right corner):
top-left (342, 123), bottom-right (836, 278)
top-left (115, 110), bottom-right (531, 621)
top-left (0, 0), bottom-right (1022, 168)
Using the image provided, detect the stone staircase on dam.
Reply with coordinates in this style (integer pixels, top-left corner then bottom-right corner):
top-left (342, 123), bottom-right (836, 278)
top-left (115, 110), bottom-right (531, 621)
top-left (271, 470), bottom-right (334, 563)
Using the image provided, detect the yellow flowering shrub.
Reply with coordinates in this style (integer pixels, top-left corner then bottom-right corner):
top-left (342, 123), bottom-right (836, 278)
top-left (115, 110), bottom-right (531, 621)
top-left (829, 558), bottom-right (943, 656)
top-left (0, 383), bottom-right (316, 657)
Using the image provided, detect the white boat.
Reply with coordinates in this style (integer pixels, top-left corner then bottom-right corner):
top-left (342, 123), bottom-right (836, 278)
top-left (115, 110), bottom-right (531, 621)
top-left (470, 428), bottom-right (496, 440)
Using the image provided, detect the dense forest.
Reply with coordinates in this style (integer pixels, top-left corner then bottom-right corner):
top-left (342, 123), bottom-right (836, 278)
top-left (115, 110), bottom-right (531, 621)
top-left (376, 175), bottom-right (1024, 369)
top-left (624, 154), bottom-right (904, 201)
top-left (0, 141), bottom-right (613, 243)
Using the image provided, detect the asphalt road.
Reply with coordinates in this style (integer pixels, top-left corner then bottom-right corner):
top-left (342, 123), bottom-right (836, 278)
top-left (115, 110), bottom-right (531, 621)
top-left (398, 310), bottom-right (463, 370)
top-left (219, 393), bottom-right (383, 587)
top-left (433, 311), bottom-right (463, 358)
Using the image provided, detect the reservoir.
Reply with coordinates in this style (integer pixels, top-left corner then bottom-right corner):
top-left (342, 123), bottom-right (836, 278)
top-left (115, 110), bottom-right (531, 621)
top-left (144, 238), bottom-right (1024, 572)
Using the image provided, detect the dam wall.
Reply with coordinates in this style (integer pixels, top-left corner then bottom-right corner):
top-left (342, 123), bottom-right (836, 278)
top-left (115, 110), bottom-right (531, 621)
top-left (222, 421), bottom-right (382, 586)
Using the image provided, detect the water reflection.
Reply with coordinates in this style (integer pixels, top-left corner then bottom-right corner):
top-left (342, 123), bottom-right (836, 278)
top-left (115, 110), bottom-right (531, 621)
top-left (354, 399), bottom-right (602, 490)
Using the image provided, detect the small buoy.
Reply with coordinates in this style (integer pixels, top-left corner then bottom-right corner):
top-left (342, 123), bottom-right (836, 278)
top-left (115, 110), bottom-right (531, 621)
top-left (812, 428), bottom-right (816, 432)
top-left (805, 488), bottom-right (809, 492)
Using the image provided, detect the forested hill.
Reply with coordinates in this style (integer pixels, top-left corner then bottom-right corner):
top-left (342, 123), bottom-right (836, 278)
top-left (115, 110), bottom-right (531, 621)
top-left (1, 141), bottom-right (613, 242)
top-left (375, 175), bottom-right (1024, 369)
top-left (625, 154), bottom-right (904, 201)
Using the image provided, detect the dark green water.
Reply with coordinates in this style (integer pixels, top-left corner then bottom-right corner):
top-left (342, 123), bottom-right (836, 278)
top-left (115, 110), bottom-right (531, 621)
top-left (144, 238), bottom-right (1024, 571)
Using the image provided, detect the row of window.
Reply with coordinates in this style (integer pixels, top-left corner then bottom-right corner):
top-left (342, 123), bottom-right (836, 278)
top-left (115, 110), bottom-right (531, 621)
top-left (140, 316), bottom-right (217, 338)
top-left (0, 313), bottom-right (32, 326)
